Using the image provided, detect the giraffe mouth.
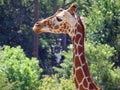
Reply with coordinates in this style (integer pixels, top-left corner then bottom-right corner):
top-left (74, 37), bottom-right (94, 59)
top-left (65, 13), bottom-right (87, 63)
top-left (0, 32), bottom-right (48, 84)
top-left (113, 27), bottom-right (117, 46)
top-left (33, 26), bottom-right (42, 34)
top-left (34, 29), bottom-right (42, 34)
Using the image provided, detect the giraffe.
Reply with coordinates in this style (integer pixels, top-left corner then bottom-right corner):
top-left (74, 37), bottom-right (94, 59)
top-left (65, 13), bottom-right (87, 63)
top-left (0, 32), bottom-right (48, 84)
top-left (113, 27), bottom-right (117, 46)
top-left (33, 3), bottom-right (100, 90)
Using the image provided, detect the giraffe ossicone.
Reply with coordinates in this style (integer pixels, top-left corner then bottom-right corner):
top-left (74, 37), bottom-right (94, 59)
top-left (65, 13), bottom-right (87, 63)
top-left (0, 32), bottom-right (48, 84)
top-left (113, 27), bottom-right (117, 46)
top-left (33, 3), bottom-right (100, 90)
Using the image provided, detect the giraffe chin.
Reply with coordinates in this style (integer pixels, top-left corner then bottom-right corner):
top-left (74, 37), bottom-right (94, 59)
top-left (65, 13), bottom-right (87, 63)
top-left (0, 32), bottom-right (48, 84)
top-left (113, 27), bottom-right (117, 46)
top-left (33, 29), bottom-right (42, 34)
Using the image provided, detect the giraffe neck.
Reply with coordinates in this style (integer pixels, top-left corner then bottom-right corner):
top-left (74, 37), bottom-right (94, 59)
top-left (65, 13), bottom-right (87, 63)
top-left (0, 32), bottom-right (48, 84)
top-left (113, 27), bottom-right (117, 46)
top-left (72, 16), bottom-right (99, 90)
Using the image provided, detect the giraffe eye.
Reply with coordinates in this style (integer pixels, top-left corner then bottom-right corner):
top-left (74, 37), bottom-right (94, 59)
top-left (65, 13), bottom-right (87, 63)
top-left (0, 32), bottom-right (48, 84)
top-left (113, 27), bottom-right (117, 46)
top-left (56, 17), bottom-right (62, 22)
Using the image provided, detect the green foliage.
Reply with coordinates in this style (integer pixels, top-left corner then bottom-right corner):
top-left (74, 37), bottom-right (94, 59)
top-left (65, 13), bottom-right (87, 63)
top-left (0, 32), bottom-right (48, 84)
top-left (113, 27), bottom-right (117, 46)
top-left (54, 45), bottom-right (73, 78)
top-left (0, 46), bottom-right (42, 90)
top-left (85, 41), bottom-right (116, 64)
top-left (0, 0), bottom-right (120, 89)
top-left (0, 42), bottom-right (120, 90)
top-left (39, 75), bottom-right (75, 90)
top-left (82, 0), bottom-right (120, 66)
top-left (83, 0), bottom-right (120, 42)
top-left (54, 42), bottom-right (120, 90)
top-left (85, 41), bottom-right (120, 90)
top-left (39, 75), bottom-right (60, 90)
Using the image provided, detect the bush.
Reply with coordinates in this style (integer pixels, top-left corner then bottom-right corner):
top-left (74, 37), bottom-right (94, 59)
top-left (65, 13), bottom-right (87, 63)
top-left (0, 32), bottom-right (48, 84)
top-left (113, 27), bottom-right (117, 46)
top-left (0, 42), bottom-right (120, 90)
top-left (85, 41), bottom-right (120, 90)
top-left (39, 75), bottom-right (75, 90)
top-left (54, 41), bottom-right (120, 90)
top-left (0, 46), bottom-right (42, 90)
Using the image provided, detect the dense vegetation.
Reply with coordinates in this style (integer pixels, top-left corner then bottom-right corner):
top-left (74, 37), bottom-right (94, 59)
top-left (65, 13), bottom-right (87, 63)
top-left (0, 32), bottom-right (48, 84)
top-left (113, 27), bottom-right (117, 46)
top-left (0, 0), bottom-right (120, 90)
top-left (0, 44), bottom-right (120, 90)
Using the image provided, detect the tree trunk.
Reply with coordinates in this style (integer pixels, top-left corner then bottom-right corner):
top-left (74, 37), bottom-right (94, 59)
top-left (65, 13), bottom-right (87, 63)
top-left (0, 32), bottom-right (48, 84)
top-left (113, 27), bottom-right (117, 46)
top-left (52, 0), bottom-right (57, 13)
top-left (61, 0), bottom-right (67, 51)
top-left (33, 0), bottom-right (39, 58)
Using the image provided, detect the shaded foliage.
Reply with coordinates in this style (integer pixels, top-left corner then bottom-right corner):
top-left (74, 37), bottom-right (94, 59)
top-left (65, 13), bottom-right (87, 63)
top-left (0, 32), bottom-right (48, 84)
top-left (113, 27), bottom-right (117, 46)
top-left (0, 0), bottom-right (34, 57)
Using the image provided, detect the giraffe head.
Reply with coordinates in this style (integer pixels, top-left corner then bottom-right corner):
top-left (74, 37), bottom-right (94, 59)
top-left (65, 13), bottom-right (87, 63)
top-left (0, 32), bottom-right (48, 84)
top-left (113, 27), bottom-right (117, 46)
top-left (33, 3), bottom-right (79, 37)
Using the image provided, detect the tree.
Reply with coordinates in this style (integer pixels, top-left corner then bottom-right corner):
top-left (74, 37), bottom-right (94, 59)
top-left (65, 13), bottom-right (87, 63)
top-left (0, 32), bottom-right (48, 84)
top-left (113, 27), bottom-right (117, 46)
top-left (80, 0), bottom-right (120, 67)
top-left (0, 0), bottom-right (34, 57)
top-left (33, 0), bottom-right (39, 58)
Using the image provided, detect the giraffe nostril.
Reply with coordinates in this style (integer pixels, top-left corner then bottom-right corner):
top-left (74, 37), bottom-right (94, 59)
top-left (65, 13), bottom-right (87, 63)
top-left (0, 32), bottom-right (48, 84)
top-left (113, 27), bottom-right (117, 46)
top-left (35, 22), bottom-right (40, 26)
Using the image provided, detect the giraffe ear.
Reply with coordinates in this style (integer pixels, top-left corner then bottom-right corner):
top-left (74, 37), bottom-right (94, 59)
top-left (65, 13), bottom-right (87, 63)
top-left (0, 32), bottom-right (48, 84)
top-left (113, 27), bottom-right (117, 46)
top-left (68, 3), bottom-right (77, 15)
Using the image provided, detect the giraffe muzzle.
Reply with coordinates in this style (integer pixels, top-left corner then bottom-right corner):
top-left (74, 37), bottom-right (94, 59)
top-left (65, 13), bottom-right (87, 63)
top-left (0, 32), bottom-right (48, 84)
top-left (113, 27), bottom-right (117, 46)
top-left (33, 22), bottom-right (43, 34)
